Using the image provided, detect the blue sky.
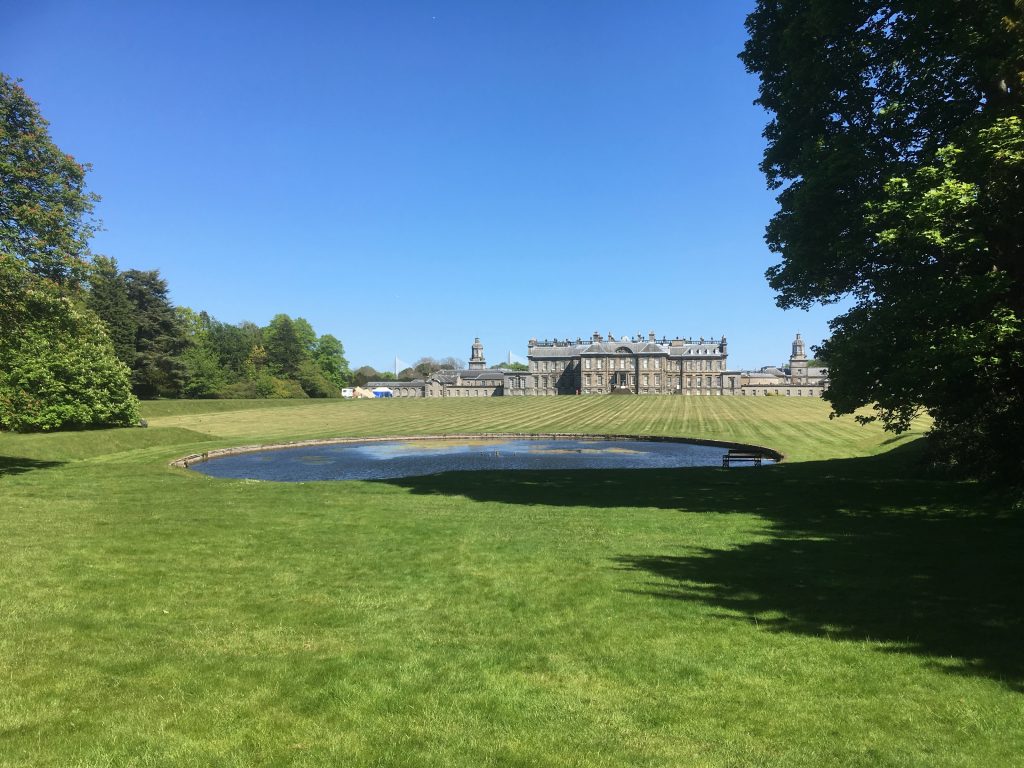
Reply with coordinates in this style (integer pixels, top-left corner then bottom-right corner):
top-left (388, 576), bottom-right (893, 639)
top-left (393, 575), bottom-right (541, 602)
top-left (3, 1), bottom-right (843, 371)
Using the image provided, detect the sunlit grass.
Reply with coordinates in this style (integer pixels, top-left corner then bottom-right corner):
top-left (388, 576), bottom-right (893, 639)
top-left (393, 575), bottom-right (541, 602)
top-left (0, 397), bottom-right (1019, 767)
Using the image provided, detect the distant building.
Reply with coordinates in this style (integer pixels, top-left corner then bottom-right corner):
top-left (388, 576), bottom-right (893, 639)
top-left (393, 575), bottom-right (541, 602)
top-left (737, 333), bottom-right (829, 398)
top-left (366, 338), bottom-right (505, 398)
top-left (368, 333), bottom-right (828, 398)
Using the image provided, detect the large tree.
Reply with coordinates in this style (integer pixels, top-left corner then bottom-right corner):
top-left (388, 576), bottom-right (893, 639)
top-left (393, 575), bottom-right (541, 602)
top-left (87, 255), bottom-right (137, 366)
top-left (1, 74), bottom-right (98, 285)
top-left (207, 319), bottom-right (261, 379)
top-left (175, 308), bottom-right (229, 398)
top-left (741, 2), bottom-right (1024, 476)
top-left (123, 269), bottom-right (186, 398)
top-left (1, 76), bottom-right (138, 430)
top-left (312, 333), bottom-right (351, 390)
top-left (0, 256), bottom-right (138, 431)
top-left (263, 314), bottom-right (307, 378)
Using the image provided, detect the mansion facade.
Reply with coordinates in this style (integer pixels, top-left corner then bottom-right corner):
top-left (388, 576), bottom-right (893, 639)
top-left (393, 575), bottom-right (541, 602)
top-left (512, 331), bottom-right (731, 396)
top-left (368, 332), bottom-right (828, 399)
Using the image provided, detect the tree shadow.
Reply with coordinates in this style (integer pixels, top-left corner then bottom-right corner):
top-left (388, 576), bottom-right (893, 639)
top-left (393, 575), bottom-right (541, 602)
top-left (378, 442), bottom-right (1024, 689)
top-left (0, 456), bottom-right (66, 478)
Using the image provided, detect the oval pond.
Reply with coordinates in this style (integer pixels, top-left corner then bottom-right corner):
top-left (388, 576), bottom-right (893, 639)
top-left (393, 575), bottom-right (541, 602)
top-left (190, 437), bottom-right (773, 482)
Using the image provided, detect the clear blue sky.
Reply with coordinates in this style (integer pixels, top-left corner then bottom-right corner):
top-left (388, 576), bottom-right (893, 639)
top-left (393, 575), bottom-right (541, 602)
top-left (3, 1), bottom-right (842, 371)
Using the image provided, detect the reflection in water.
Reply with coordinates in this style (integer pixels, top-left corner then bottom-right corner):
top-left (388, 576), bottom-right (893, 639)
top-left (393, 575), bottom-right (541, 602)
top-left (192, 438), bottom-right (773, 482)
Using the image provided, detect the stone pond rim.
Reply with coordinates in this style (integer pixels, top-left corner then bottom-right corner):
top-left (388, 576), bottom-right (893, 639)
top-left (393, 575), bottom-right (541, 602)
top-left (170, 433), bottom-right (784, 470)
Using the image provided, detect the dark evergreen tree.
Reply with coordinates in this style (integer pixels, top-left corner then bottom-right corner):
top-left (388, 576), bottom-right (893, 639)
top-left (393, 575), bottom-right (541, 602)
top-left (123, 269), bottom-right (186, 398)
top-left (86, 255), bottom-right (136, 367)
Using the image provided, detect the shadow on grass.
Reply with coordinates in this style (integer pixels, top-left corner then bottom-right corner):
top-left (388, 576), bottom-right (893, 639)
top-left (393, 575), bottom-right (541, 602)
top-left (0, 456), bottom-right (66, 477)
top-left (379, 441), bottom-right (1024, 690)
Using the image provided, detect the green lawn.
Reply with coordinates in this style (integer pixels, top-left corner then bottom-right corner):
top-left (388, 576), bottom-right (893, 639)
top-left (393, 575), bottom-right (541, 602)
top-left (1, 397), bottom-right (1021, 767)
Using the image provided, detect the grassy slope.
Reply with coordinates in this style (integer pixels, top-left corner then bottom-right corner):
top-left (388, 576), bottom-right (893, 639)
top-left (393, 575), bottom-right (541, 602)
top-left (0, 397), bottom-right (1021, 767)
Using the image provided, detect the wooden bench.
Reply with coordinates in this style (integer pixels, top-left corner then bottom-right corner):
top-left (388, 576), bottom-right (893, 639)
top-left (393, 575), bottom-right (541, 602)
top-left (722, 450), bottom-right (763, 467)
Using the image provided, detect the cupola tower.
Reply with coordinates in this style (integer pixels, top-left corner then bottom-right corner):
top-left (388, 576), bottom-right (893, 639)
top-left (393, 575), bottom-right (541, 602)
top-left (789, 333), bottom-right (808, 384)
top-left (468, 337), bottom-right (486, 370)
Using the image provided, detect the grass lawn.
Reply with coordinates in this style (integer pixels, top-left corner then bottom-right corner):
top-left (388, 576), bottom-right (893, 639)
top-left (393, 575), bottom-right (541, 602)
top-left (1, 396), bottom-right (1021, 766)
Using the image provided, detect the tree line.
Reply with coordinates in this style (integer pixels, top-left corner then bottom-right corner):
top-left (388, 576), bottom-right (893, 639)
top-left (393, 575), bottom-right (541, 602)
top-left (1, 74), bottom-right (350, 432)
top-left (87, 255), bottom-right (351, 400)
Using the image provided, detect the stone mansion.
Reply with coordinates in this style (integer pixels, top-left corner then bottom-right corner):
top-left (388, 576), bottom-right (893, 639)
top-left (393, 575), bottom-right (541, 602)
top-left (369, 332), bottom-right (828, 399)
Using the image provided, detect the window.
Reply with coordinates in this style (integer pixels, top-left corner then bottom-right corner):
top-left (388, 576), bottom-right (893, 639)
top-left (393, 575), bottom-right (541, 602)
top-left (585, 358), bottom-right (591, 370)
top-left (654, 358), bottom-right (661, 370)
top-left (642, 374), bottom-right (649, 386)
top-left (585, 374), bottom-right (591, 386)
top-left (654, 374), bottom-right (661, 386)
top-left (597, 359), bottom-right (603, 370)
top-left (642, 358), bottom-right (648, 370)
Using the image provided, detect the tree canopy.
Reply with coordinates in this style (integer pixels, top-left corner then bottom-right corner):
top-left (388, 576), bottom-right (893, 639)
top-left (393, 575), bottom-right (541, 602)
top-left (0, 256), bottom-right (138, 431)
top-left (741, 2), bottom-right (1024, 477)
top-left (87, 255), bottom-right (137, 367)
top-left (123, 269), bottom-right (187, 398)
top-left (0, 74), bottom-right (98, 285)
top-left (1, 76), bottom-right (138, 431)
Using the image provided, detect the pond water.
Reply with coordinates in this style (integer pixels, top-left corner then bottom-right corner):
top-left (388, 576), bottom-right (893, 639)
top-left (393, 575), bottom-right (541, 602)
top-left (191, 437), bottom-right (772, 482)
